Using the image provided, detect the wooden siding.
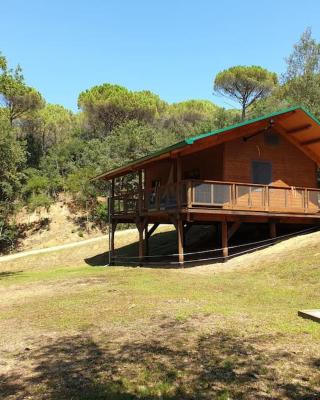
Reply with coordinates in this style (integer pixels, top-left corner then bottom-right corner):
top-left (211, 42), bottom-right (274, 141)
top-left (145, 145), bottom-right (224, 189)
top-left (223, 132), bottom-right (318, 188)
top-left (181, 145), bottom-right (224, 181)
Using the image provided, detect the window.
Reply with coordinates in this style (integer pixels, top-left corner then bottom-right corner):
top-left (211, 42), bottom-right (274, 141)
top-left (252, 161), bottom-right (272, 185)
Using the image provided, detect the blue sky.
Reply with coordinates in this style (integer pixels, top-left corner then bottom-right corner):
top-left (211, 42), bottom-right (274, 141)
top-left (1, 0), bottom-right (319, 111)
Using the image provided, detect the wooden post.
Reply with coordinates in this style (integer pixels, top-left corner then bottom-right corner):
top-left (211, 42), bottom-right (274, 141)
top-left (176, 156), bottom-right (182, 209)
top-left (108, 179), bottom-right (116, 265)
top-left (187, 180), bottom-right (192, 208)
top-left (269, 221), bottom-right (277, 239)
top-left (111, 178), bottom-right (115, 214)
top-left (144, 223), bottom-right (149, 257)
top-left (221, 221), bottom-right (228, 259)
top-left (110, 220), bottom-right (117, 265)
top-left (137, 221), bottom-right (145, 265)
top-left (177, 219), bottom-right (184, 266)
top-left (138, 170), bottom-right (143, 214)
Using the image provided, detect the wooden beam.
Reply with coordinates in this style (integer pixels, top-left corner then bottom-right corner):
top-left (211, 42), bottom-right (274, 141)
top-left (221, 221), bottom-right (228, 258)
top-left (228, 221), bottom-right (241, 240)
top-left (301, 137), bottom-right (320, 146)
top-left (275, 124), bottom-right (320, 166)
top-left (146, 223), bottom-right (159, 239)
top-left (286, 124), bottom-right (312, 134)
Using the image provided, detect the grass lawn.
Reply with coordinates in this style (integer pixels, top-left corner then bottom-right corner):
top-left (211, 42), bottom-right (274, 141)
top-left (1, 228), bottom-right (320, 399)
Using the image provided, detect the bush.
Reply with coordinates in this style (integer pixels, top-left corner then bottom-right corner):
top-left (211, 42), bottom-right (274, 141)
top-left (27, 193), bottom-right (53, 213)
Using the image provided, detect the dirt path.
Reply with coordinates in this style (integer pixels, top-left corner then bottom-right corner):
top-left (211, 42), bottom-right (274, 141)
top-left (0, 229), bottom-right (138, 263)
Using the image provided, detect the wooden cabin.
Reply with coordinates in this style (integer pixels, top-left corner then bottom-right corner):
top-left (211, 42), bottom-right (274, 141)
top-left (94, 106), bottom-right (320, 265)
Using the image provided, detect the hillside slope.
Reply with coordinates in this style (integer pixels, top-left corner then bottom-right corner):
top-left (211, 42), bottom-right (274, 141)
top-left (11, 200), bottom-right (106, 253)
top-left (1, 229), bottom-right (320, 399)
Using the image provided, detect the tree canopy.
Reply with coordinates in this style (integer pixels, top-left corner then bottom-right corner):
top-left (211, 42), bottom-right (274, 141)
top-left (282, 28), bottom-right (320, 118)
top-left (78, 83), bottom-right (167, 138)
top-left (214, 65), bottom-right (278, 120)
top-left (0, 55), bottom-right (44, 125)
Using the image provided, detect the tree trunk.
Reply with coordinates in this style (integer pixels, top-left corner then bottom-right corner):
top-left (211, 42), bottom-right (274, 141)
top-left (241, 104), bottom-right (246, 121)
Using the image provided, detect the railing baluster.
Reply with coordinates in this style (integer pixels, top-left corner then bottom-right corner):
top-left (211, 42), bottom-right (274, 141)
top-left (232, 184), bottom-right (236, 208)
top-left (211, 183), bottom-right (214, 205)
top-left (284, 189), bottom-right (287, 209)
top-left (304, 188), bottom-right (308, 212)
top-left (187, 181), bottom-right (192, 208)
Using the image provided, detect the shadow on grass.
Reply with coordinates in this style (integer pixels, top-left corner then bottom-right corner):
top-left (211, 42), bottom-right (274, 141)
top-left (85, 224), bottom-right (313, 269)
top-left (3, 319), bottom-right (320, 399)
top-left (0, 271), bottom-right (22, 280)
top-left (85, 229), bottom-right (181, 268)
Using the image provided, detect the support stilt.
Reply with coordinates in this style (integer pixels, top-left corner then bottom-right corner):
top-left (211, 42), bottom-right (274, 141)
top-left (145, 223), bottom-right (159, 258)
top-left (177, 219), bottom-right (184, 266)
top-left (137, 222), bottom-right (145, 266)
top-left (144, 223), bottom-right (149, 257)
top-left (110, 220), bottom-right (117, 265)
top-left (221, 221), bottom-right (228, 259)
top-left (269, 221), bottom-right (277, 239)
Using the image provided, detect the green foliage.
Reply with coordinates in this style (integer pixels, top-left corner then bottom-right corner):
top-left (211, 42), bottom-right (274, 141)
top-left (0, 55), bottom-right (44, 125)
top-left (214, 65), bottom-right (278, 119)
top-left (22, 104), bottom-right (77, 167)
top-left (0, 117), bottom-right (25, 250)
top-left (22, 169), bottom-right (51, 198)
top-left (64, 166), bottom-right (98, 207)
top-left (78, 83), bottom-right (167, 137)
top-left (282, 28), bottom-right (320, 118)
top-left (92, 203), bottom-right (108, 224)
top-left (27, 193), bottom-right (53, 212)
top-left (168, 99), bottom-right (217, 122)
top-left (107, 120), bottom-right (160, 166)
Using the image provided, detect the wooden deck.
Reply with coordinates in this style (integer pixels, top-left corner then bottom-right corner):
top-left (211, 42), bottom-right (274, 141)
top-left (109, 179), bottom-right (320, 265)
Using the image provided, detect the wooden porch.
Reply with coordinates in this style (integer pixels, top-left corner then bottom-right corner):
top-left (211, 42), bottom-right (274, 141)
top-left (112, 179), bottom-right (320, 218)
top-left (108, 178), bottom-right (320, 266)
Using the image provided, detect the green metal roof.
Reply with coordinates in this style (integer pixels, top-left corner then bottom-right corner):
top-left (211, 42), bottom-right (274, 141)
top-left (185, 105), bottom-right (320, 144)
top-left (93, 105), bottom-right (320, 180)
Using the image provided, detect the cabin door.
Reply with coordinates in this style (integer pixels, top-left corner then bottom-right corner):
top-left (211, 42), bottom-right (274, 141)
top-left (252, 161), bottom-right (272, 185)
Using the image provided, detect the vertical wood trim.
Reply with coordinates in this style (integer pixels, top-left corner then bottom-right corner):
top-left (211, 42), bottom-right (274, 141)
top-left (187, 181), bottom-right (192, 208)
top-left (221, 221), bottom-right (228, 258)
top-left (304, 188), bottom-right (308, 212)
top-left (138, 170), bottom-right (142, 214)
top-left (231, 184), bottom-right (235, 208)
top-left (176, 157), bottom-right (182, 209)
top-left (111, 178), bottom-right (115, 215)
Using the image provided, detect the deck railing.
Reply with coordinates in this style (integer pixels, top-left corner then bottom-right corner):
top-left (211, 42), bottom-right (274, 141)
top-left (112, 193), bottom-right (139, 215)
top-left (110, 180), bottom-right (320, 216)
top-left (187, 180), bottom-right (320, 214)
